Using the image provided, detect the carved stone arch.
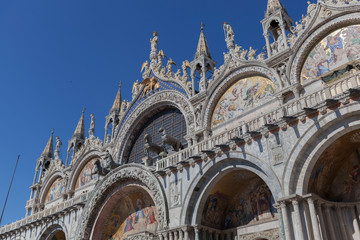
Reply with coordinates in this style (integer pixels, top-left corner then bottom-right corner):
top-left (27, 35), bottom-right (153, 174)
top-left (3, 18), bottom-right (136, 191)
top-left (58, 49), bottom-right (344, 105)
top-left (180, 152), bottom-right (281, 226)
top-left (39, 171), bottom-right (66, 205)
top-left (282, 102), bottom-right (360, 196)
top-left (37, 222), bottom-right (68, 240)
top-left (112, 90), bottom-right (195, 163)
top-left (68, 150), bottom-right (104, 193)
top-left (264, 16), bottom-right (283, 33)
top-left (75, 164), bottom-right (169, 240)
top-left (203, 65), bottom-right (280, 130)
top-left (288, 11), bottom-right (360, 85)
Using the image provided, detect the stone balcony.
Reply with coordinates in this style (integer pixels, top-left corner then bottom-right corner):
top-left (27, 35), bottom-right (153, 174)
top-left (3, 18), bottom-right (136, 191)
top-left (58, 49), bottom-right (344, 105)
top-left (155, 71), bottom-right (360, 172)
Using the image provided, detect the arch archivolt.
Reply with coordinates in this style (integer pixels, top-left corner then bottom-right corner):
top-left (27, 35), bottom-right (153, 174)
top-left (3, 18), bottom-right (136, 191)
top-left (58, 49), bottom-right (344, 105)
top-left (37, 221), bottom-right (68, 240)
top-left (203, 65), bottom-right (280, 129)
top-left (75, 164), bottom-right (168, 240)
top-left (113, 90), bottom-right (195, 163)
top-left (282, 102), bottom-right (360, 196)
top-left (289, 11), bottom-right (360, 85)
top-left (180, 152), bottom-right (281, 226)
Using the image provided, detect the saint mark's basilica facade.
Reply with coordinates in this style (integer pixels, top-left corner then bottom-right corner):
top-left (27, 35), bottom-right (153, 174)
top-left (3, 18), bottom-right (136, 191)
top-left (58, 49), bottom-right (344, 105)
top-left (2, 0), bottom-right (360, 239)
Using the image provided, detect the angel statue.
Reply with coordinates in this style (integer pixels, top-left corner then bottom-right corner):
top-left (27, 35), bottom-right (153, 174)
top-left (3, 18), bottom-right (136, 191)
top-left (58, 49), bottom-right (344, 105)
top-left (247, 47), bottom-right (257, 60)
top-left (141, 60), bottom-right (151, 79)
top-left (181, 60), bottom-right (190, 83)
top-left (141, 76), bottom-right (160, 96)
top-left (150, 31), bottom-right (158, 53)
top-left (223, 22), bottom-right (235, 50)
top-left (166, 58), bottom-right (177, 78)
top-left (132, 80), bottom-right (140, 100)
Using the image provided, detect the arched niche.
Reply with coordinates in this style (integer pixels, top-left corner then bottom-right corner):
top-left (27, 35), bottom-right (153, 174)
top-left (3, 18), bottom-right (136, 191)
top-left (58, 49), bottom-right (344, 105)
top-left (92, 185), bottom-right (158, 239)
top-left (73, 157), bottom-right (103, 191)
top-left (300, 24), bottom-right (360, 84)
top-left (125, 107), bottom-right (187, 164)
top-left (211, 76), bottom-right (276, 127)
top-left (44, 177), bottom-right (65, 204)
top-left (200, 170), bottom-right (277, 230)
top-left (308, 129), bottom-right (360, 202)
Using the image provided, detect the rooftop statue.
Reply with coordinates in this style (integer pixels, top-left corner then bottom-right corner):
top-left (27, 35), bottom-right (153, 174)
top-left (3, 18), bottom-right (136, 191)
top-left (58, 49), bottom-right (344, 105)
top-left (55, 136), bottom-right (62, 159)
top-left (166, 58), bottom-right (177, 78)
top-left (88, 113), bottom-right (95, 138)
top-left (150, 31), bottom-right (158, 53)
top-left (141, 60), bottom-right (151, 79)
top-left (223, 22), bottom-right (235, 50)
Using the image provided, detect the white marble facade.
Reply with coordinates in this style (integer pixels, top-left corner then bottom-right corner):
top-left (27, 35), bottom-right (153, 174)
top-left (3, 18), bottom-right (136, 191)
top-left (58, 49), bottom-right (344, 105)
top-left (2, 0), bottom-right (360, 239)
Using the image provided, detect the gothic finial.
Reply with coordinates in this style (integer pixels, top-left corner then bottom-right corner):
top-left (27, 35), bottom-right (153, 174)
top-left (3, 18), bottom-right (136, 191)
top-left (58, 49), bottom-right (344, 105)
top-left (72, 109), bottom-right (86, 140)
top-left (194, 23), bottom-right (212, 59)
top-left (119, 81), bottom-right (123, 89)
top-left (201, 22), bottom-right (205, 31)
top-left (41, 129), bottom-right (54, 159)
top-left (51, 128), bottom-right (54, 135)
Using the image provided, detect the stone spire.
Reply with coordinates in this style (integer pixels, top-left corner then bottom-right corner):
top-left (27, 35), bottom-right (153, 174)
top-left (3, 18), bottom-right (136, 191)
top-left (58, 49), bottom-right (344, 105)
top-left (195, 23), bottom-right (212, 59)
top-left (105, 82), bottom-right (123, 142)
top-left (190, 23), bottom-right (216, 94)
top-left (110, 83), bottom-right (122, 114)
top-left (41, 129), bottom-right (54, 159)
top-left (66, 108), bottom-right (86, 166)
top-left (266, 0), bottom-right (283, 17)
top-left (72, 107), bottom-right (86, 140)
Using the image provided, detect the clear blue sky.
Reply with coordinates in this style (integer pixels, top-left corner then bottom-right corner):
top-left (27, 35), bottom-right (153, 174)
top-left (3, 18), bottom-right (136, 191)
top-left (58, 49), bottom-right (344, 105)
top-left (0, 0), bottom-right (308, 226)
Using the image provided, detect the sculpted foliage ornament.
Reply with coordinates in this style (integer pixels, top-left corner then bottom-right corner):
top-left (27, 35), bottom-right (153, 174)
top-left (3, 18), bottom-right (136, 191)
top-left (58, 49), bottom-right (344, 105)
top-left (75, 164), bottom-right (169, 240)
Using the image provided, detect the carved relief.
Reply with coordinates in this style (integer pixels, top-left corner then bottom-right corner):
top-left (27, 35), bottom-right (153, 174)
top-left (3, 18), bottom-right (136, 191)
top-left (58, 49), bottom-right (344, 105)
top-left (240, 228), bottom-right (280, 240)
top-left (268, 135), bottom-right (284, 165)
top-left (169, 180), bottom-right (182, 208)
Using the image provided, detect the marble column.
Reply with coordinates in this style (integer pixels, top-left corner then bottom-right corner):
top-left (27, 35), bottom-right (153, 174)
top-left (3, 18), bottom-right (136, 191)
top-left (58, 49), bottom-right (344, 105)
top-left (264, 32), bottom-right (271, 57)
top-left (316, 203), bottom-right (328, 240)
top-left (350, 206), bottom-right (360, 239)
top-left (159, 233), bottom-right (164, 240)
top-left (183, 228), bottom-right (189, 240)
top-left (163, 232), bottom-right (169, 240)
top-left (292, 199), bottom-right (305, 240)
top-left (178, 229), bottom-right (184, 240)
top-left (174, 230), bottom-right (179, 240)
top-left (325, 205), bottom-right (336, 240)
top-left (169, 231), bottom-right (174, 240)
top-left (336, 206), bottom-right (348, 240)
top-left (307, 198), bottom-right (321, 240)
top-left (194, 227), bottom-right (200, 240)
top-left (280, 202), bottom-right (292, 240)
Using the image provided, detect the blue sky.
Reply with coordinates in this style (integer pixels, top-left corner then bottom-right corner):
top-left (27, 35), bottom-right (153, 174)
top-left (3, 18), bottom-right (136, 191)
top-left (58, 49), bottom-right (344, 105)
top-left (0, 0), bottom-right (308, 226)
